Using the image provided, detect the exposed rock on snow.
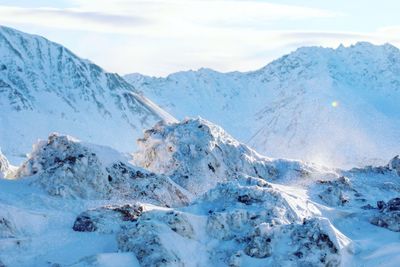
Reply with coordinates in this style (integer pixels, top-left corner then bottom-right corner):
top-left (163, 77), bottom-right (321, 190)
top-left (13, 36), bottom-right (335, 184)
top-left (14, 133), bottom-right (189, 206)
top-left (370, 197), bottom-right (400, 232)
top-left (73, 204), bottom-right (143, 233)
top-left (0, 150), bottom-right (10, 178)
top-left (134, 118), bottom-right (324, 195)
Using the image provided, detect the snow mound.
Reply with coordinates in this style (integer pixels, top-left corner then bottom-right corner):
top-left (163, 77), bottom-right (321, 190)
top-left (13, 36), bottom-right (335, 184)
top-left (134, 118), bottom-right (325, 195)
top-left (14, 133), bottom-right (189, 206)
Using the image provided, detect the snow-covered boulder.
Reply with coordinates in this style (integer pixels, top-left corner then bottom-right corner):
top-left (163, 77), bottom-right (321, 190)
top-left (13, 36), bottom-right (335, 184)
top-left (0, 149), bottom-right (10, 179)
top-left (316, 176), bottom-right (352, 206)
top-left (14, 133), bottom-right (189, 206)
top-left (15, 134), bottom-right (112, 198)
top-left (134, 118), bottom-right (324, 195)
top-left (73, 204), bottom-right (143, 233)
top-left (117, 208), bottom-right (196, 267)
top-left (253, 217), bottom-right (351, 266)
top-left (388, 155), bottom-right (400, 176)
top-left (201, 176), bottom-right (319, 241)
top-left (370, 197), bottom-right (400, 232)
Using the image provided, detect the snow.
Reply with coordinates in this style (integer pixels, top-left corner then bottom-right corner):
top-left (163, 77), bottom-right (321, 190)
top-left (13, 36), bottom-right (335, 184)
top-left (0, 117), bottom-right (399, 266)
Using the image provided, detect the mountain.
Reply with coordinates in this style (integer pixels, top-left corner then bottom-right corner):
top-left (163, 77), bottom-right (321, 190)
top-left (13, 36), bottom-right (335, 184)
top-left (1, 118), bottom-right (399, 266)
top-left (125, 42), bottom-right (400, 168)
top-left (0, 26), bottom-right (176, 163)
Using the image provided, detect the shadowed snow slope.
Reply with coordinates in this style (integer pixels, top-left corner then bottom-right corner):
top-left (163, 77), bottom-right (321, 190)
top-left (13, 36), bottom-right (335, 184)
top-left (126, 42), bottom-right (400, 168)
top-left (0, 118), bottom-right (399, 266)
top-left (0, 25), bottom-right (176, 162)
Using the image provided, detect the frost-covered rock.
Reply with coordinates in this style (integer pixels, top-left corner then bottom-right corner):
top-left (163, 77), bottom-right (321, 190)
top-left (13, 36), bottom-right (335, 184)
top-left (15, 134), bottom-right (112, 199)
top-left (370, 197), bottom-right (400, 232)
top-left (202, 176), bottom-right (318, 241)
top-left (14, 133), bottom-right (189, 206)
top-left (388, 155), bottom-right (400, 176)
top-left (73, 204), bottom-right (143, 233)
top-left (0, 149), bottom-right (10, 179)
top-left (117, 208), bottom-right (195, 267)
top-left (134, 118), bottom-right (323, 195)
top-left (317, 176), bottom-right (352, 206)
top-left (243, 218), bottom-right (350, 266)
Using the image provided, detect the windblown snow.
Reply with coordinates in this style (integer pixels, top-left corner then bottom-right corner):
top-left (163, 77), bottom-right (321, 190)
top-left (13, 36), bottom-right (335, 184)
top-left (125, 42), bottom-right (400, 168)
top-left (0, 117), bottom-right (399, 267)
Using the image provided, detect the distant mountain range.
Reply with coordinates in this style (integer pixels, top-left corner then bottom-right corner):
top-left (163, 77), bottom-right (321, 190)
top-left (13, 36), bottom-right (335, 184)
top-left (125, 42), bottom-right (400, 167)
top-left (1, 25), bottom-right (399, 168)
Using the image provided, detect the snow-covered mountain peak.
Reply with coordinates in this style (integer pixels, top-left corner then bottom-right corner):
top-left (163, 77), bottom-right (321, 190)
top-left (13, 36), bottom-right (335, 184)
top-left (0, 25), bottom-right (176, 161)
top-left (126, 42), bottom-right (400, 168)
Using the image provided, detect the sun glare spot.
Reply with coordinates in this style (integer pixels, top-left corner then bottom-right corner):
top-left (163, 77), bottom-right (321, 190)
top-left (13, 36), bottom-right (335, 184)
top-left (331, 101), bottom-right (339, 108)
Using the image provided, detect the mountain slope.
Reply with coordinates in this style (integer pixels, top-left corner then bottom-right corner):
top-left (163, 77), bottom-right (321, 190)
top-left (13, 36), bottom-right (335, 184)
top-left (0, 26), bottom-right (176, 162)
top-left (125, 42), bottom-right (400, 167)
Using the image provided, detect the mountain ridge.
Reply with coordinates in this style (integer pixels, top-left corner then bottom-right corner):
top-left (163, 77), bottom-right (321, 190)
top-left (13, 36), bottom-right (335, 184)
top-left (125, 41), bottom-right (400, 167)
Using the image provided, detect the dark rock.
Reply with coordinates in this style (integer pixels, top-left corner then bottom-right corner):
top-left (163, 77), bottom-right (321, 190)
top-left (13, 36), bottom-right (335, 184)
top-left (370, 197), bottom-right (400, 232)
top-left (377, 200), bottom-right (386, 210)
top-left (244, 235), bottom-right (272, 258)
top-left (386, 198), bottom-right (400, 211)
top-left (72, 215), bottom-right (97, 232)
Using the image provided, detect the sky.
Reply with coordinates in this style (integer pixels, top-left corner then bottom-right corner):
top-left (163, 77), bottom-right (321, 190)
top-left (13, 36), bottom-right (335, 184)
top-left (0, 0), bottom-right (400, 76)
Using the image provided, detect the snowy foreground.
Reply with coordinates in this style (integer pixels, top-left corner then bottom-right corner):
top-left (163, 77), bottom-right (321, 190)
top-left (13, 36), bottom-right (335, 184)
top-left (0, 118), bottom-right (399, 267)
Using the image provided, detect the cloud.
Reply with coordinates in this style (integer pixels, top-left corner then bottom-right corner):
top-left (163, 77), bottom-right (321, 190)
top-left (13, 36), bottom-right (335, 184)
top-left (1, 1), bottom-right (399, 76)
top-left (0, 6), bottom-right (149, 33)
top-left (0, 1), bottom-right (337, 34)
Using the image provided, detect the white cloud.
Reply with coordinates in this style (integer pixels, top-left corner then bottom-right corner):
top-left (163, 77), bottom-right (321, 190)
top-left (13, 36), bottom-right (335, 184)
top-left (0, 1), bottom-right (337, 34)
top-left (0, 1), bottom-right (399, 76)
